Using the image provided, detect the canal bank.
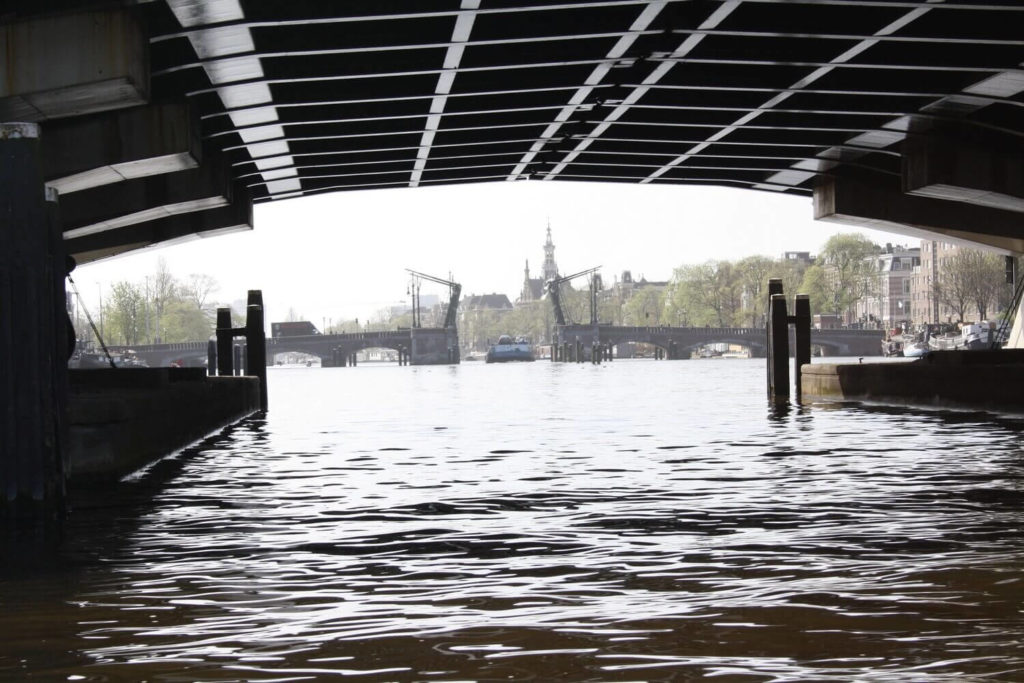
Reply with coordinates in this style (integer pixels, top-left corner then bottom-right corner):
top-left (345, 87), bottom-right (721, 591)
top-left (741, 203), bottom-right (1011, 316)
top-left (801, 349), bottom-right (1024, 412)
top-left (68, 368), bottom-right (261, 486)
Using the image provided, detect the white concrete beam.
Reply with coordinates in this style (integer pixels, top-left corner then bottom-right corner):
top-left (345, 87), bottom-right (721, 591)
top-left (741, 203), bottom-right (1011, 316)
top-left (0, 8), bottom-right (148, 121)
top-left (59, 159), bottom-right (231, 239)
top-left (42, 103), bottom-right (199, 194)
top-left (66, 190), bottom-right (252, 265)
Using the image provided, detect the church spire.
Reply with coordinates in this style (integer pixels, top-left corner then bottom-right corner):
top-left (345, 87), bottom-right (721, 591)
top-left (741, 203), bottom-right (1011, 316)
top-left (542, 224), bottom-right (558, 281)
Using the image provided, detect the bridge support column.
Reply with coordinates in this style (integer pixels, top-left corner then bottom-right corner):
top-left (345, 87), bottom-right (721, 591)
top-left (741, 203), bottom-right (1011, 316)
top-left (0, 123), bottom-right (68, 520)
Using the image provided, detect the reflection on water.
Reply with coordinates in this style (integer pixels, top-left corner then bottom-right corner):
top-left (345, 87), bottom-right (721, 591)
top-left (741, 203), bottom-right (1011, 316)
top-left (2, 360), bottom-right (1023, 681)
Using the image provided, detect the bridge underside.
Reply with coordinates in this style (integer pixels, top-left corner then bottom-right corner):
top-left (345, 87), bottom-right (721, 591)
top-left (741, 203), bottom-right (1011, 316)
top-left (1, 1), bottom-right (1023, 263)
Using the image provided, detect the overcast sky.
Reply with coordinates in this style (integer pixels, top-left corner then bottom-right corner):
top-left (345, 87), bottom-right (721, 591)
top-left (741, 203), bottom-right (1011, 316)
top-left (73, 180), bottom-right (910, 329)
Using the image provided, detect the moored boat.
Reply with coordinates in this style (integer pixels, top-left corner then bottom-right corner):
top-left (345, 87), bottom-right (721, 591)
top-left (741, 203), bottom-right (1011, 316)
top-left (485, 335), bottom-right (535, 363)
top-left (902, 340), bottom-right (929, 358)
top-left (928, 322), bottom-right (1004, 352)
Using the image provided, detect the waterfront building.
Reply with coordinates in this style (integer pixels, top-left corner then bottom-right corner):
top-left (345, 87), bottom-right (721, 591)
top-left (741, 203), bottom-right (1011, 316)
top-left (854, 244), bottom-right (920, 329)
top-left (910, 241), bottom-right (1010, 325)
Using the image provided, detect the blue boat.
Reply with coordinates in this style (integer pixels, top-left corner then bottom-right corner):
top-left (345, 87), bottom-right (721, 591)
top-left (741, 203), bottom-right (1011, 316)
top-left (485, 335), bottom-right (535, 363)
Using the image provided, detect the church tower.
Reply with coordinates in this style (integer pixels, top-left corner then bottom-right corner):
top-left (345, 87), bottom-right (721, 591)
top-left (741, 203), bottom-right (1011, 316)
top-left (542, 224), bottom-right (558, 282)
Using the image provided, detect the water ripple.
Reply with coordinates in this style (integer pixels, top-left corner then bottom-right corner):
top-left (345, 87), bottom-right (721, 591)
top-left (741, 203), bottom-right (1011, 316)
top-left (2, 360), bottom-right (1023, 681)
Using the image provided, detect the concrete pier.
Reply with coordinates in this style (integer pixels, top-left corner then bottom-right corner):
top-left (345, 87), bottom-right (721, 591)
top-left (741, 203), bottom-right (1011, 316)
top-left (67, 368), bottom-right (260, 485)
top-left (802, 350), bottom-right (1024, 413)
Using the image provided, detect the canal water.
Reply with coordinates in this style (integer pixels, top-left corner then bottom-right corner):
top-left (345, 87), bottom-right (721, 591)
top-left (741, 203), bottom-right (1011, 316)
top-left (2, 359), bottom-right (1023, 681)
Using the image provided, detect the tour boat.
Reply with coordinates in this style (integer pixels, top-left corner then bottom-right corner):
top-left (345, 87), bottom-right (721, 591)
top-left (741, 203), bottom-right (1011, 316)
top-left (485, 335), bottom-right (535, 363)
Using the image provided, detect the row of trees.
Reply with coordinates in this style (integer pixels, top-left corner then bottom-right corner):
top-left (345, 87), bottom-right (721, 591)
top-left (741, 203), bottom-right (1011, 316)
top-left (77, 259), bottom-right (223, 346)
top-left (92, 235), bottom-right (1010, 350)
top-left (932, 249), bottom-right (1009, 322)
top-left (454, 233), bottom-right (1015, 348)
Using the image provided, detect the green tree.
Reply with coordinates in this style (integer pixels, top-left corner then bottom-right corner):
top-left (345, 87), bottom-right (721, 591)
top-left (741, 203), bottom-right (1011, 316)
top-left (150, 257), bottom-right (177, 343)
top-left (965, 251), bottom-right (1007, 321)
top-left (623, 287), bottom-right (664, 326)
top-left (161, 299), bottom-right (213, 342)
top-left (668, 261), bottom-right (742, 327)
top-left (814, 233), bottom-right (880, 320)
top-left (107, 280), bottom-right (144, 345)
top-left (736, 255), bottom-right (776, 327)
top-left (936, 249), bottom-right (1007, 322)
top-left (799, 264), bottom-right (831, 317)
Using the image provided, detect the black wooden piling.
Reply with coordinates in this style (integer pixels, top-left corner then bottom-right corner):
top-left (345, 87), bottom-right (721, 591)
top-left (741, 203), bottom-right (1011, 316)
top-left (768, 293), bottom-right (790, 402)
top-left (216, 308), bottom-right (233, 376)
top-left (794, 294), bottom-right (811, 402)
top-left (766, 278), bottom-right (783, 396)
top-left (214, 294), bottom-right (268, 410)
top-left (207, 340), bottom-right (217, 375)
top-left (246, 292), bottom-right (268, 411)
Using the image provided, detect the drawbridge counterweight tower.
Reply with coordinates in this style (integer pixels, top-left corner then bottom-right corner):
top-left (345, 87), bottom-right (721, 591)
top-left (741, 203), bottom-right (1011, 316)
top-left (546, 266), bottom-right (600, 326)
top-left (406, 269), bottom-right (462, 330)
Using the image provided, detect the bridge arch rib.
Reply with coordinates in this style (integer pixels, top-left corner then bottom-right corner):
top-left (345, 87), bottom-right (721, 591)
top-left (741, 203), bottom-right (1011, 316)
top-left (1, 2), bottom-right (1016, 262)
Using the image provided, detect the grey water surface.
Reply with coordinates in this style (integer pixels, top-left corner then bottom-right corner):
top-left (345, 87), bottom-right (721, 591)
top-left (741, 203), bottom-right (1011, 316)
top-left (2, 359), bottom-right (1023, 681)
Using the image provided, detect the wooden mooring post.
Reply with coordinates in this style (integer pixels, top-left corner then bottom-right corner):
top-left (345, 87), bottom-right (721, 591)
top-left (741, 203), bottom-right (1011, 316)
top-left (214, 290), bottom-right (268, 411)
top-left (766, 281), bottom-right (812, 404)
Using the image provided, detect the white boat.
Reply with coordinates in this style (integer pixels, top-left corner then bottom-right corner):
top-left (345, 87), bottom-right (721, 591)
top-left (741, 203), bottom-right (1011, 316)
top-left (903, 340), bottom-right (929, 358)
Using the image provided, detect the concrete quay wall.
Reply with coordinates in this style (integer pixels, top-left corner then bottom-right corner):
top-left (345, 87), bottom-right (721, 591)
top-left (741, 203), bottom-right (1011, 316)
top-left (68, 368), bottom-right (261, 485)
top-left (801, 350), bottom-right (1024, 412)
